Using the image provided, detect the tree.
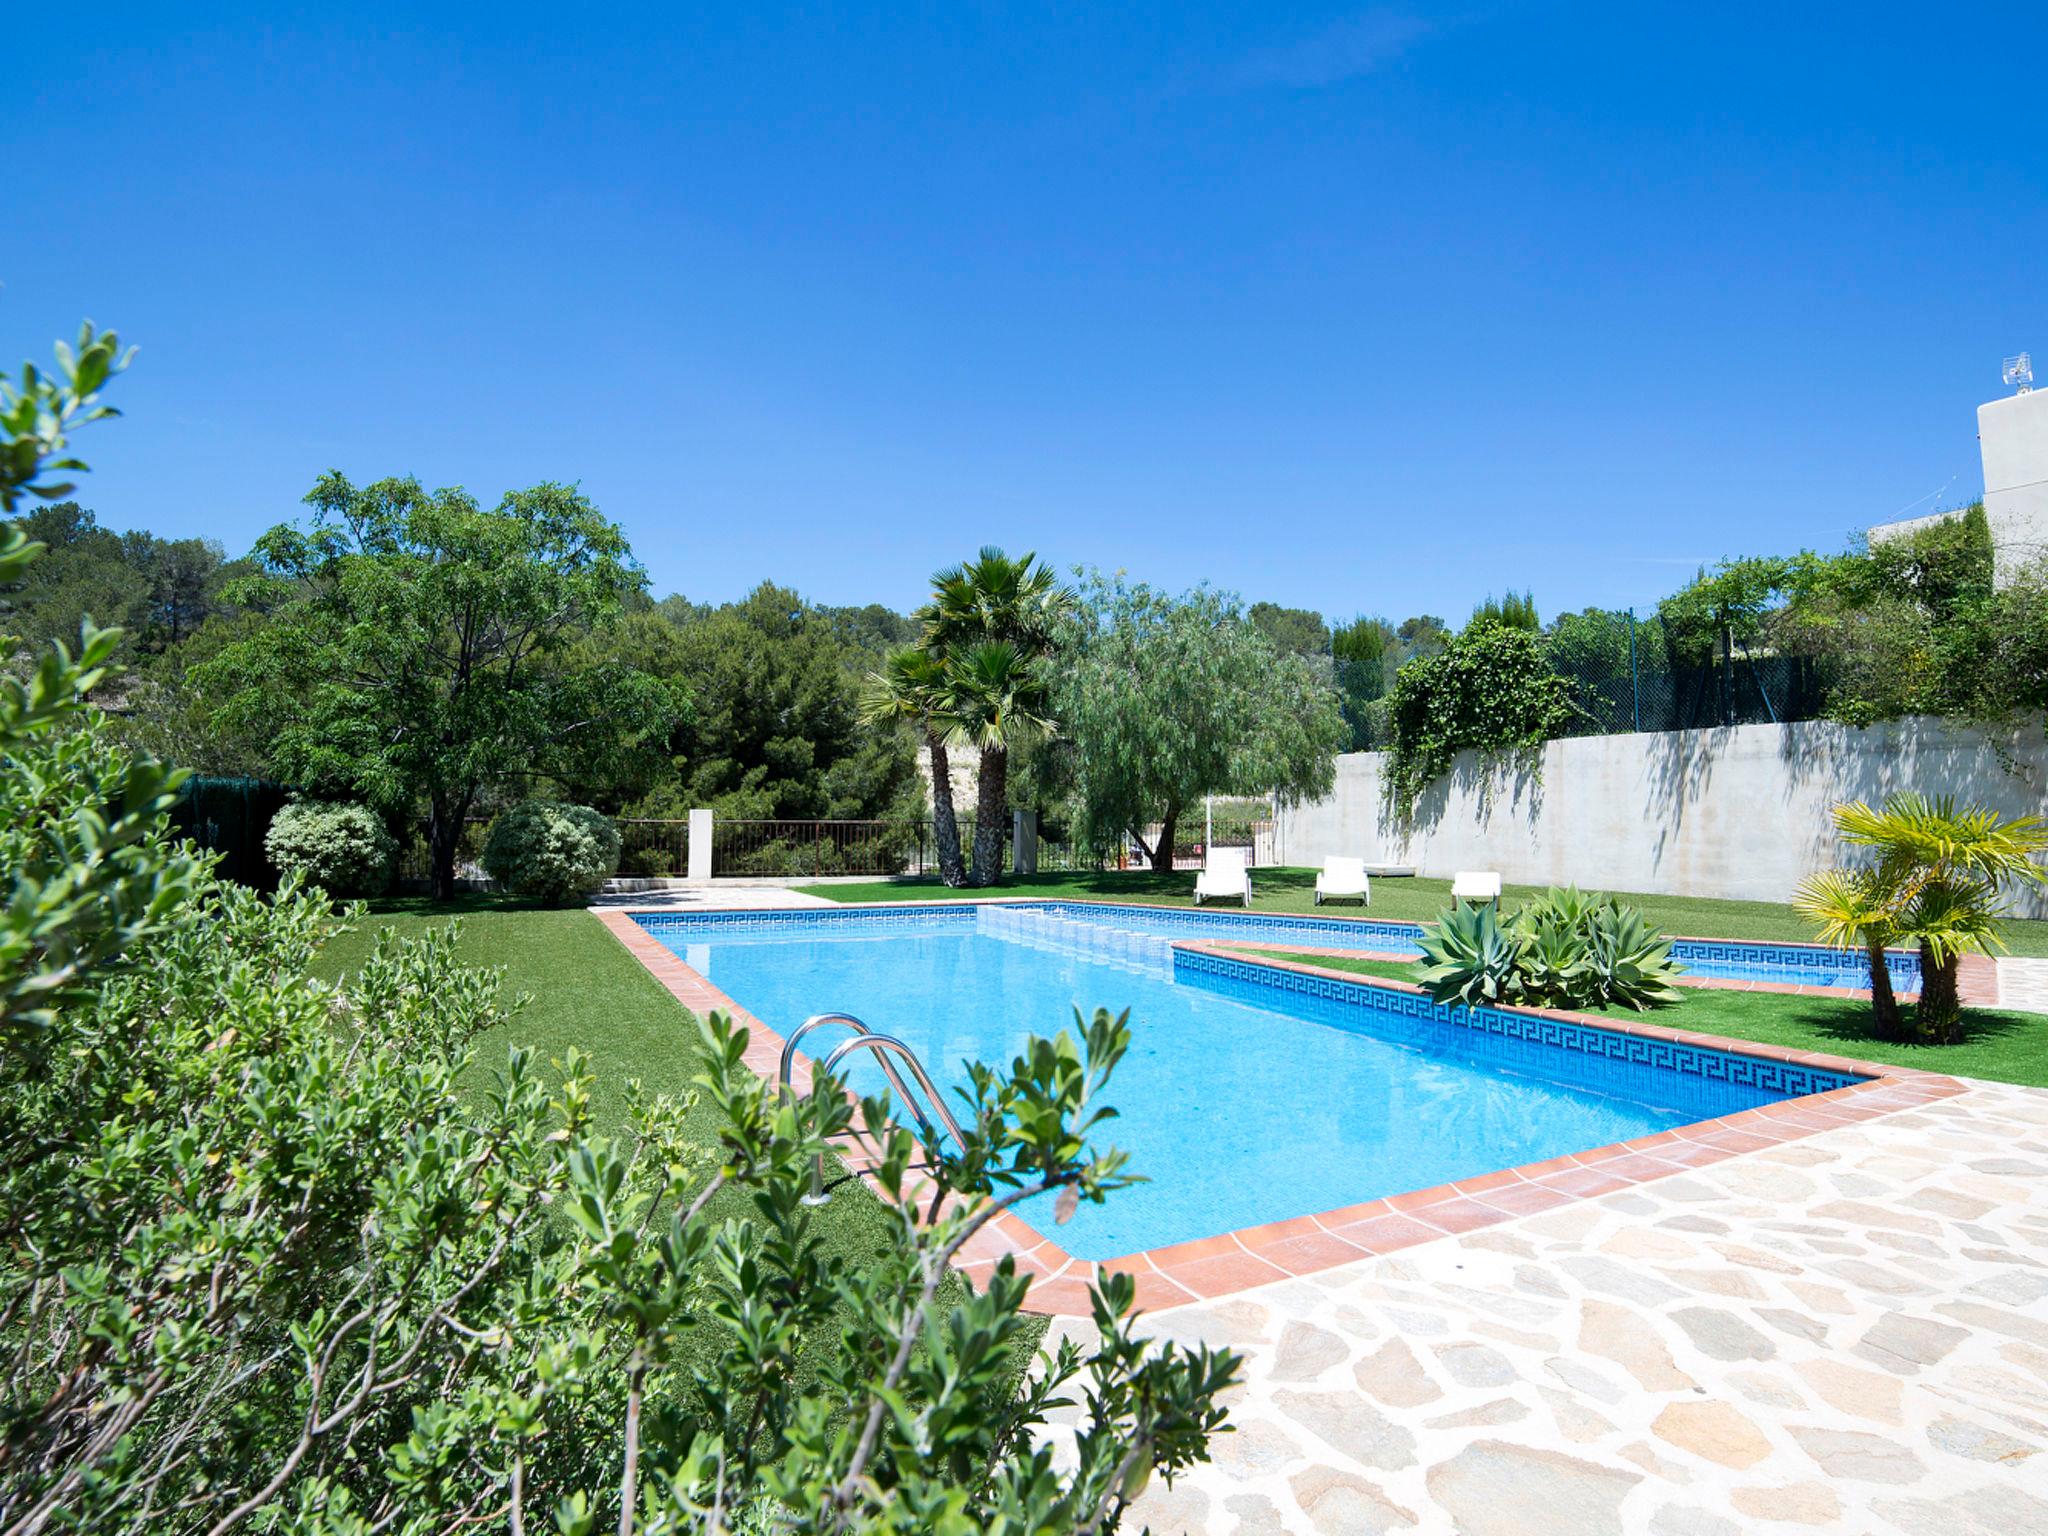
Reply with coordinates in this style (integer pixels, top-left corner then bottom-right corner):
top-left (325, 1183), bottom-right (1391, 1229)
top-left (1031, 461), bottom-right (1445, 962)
top-left (0, 503), bottom-right (247, 664)
top-left (630, 584), bottom-right (920, 823)
top-left (1332, 615), bottom-right (1399, 750)
top-left (1393, 613), bottom-right (1451, 663)
top-left (1796, 793), bottom-right (2047, 1044)
top-left (197, 472), bottom-right (681, 899)
top-left (863, 645), bottom-right (968, 885)
top-left (1248, 601), bottom-right (1331, 658)
top-left (1056, 575), bottom-right (1345, 871)
top-left (1656, 555), bottom-right (1799, 666)
top-left (1469, 589), bottom-right (1539, 632)
top-left (944, 640), bottom-right (1057, 884)
top-left (907, 548), bottom-right (1073, 887)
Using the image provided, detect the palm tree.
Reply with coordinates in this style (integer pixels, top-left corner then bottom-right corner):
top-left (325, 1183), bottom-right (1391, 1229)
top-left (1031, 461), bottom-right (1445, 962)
top-left (921, 547), bottom-right (1070, 655)
top-left (863, 647), bottom-right (966, 887)
top-left (941, 641), bottom-right (1056, 887)
top-left (913, 548), bottom-right (1074, 883)
top-left (1797, 793), bottom-right (2047, 1044)
top-left (1792, 868), bottom-right (1907, 1039)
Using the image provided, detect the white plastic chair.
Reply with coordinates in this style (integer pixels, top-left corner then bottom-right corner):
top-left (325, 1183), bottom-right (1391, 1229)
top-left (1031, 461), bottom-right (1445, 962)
top-left (1193, 845), bottom-right (1253, 907)
top-left (1314, 856), bottom-right (1371, 907)
top-left (1451, 870), bottom-right (1502, 908)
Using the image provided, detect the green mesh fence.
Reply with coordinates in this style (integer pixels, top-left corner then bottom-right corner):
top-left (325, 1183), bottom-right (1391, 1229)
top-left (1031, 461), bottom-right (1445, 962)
top-left (167, 777), bottom-right (291, 889)
top-left (1547, 611), bottom-right (1830, 736)
top-left (1337, 612), bottom-right (1830, 755)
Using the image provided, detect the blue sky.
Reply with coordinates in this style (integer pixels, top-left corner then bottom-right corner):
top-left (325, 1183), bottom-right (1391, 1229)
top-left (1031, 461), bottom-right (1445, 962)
top-left (11, 2), bottom-right (2044, 625)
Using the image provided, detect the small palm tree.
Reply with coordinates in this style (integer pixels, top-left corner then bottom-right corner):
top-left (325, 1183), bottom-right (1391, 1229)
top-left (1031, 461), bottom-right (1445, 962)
top-left (941, 641), bottom-right (1056, 887)
top-left (1796, 793), bottom-right (2047, 1044)
top-left (863, 647), bottom-right (967, 887)
top-left (1792, 868), bottom-right (1907, 1038)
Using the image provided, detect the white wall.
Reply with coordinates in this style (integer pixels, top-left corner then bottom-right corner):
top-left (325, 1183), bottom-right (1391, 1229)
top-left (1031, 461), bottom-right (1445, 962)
top-left (1275, 718), bottom-right (2048, 919)
top-left (1981, 387), bottom-right (2048, 587)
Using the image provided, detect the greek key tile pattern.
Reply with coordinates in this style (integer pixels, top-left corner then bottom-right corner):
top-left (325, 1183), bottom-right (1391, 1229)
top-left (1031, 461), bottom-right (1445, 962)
top-left (1175, 948), bottom-right (1866, 1103)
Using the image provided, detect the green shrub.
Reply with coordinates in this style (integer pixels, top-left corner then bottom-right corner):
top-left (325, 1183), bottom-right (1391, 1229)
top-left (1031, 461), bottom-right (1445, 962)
top-left (482, 799), bottom-right (622, 903)
top-left (263, 798), bottom-right (396, 895)
top-left (0, 568), bottom-right (1241, 1532)
top-left (1383, 619), bottom-right (1576, 817)
top-left (1413, 886), bottom-right (1686, 1013)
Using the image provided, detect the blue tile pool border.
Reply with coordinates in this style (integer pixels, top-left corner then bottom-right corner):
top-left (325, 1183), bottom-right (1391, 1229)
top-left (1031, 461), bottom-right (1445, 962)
top-left (627, 897), bottom-right (1919, 993)
top-left (1171, 946), bottom-right (1867, 1100)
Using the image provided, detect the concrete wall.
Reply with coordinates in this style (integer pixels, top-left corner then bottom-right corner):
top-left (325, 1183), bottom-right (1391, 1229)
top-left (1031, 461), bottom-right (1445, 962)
top-left (1981, 387), bottom-right (2048, 586)
top-left (1274, 718), bottom-right (2048, 919)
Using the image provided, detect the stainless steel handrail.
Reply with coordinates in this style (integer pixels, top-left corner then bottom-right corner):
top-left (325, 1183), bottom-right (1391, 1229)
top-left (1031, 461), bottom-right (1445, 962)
top-left (780, 1013), bottom-right (922, 1124)
top-left (816, 1033), bottom-right (968, 1149)
top-left (781, 1014), bottom-right (966, 1206)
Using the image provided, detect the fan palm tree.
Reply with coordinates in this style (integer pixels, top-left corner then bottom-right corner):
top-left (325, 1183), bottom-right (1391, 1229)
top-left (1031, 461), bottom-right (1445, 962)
top-left (919, 546), bottom-right (1071, 655)
top-left (941, 641), bottom-right (1056, 886)
top-left (913, 549), bottom-right (1074, 882)
top-left (862, 647), bottom-right (966, 887)
top-left (1792, 868), bottom-right (1907, 1038)
top-left (1798, 793), bottom-right (2047, 1043)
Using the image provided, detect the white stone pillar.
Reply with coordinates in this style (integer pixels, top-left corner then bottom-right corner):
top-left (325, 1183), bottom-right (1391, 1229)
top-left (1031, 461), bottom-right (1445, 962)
top-left (1012, 808), bottom-right (1038, 876)
top-left (687, 808), bottom-right (714, 882)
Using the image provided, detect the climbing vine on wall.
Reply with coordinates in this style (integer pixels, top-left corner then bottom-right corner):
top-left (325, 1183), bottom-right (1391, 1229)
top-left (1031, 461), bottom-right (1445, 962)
top-left (1383, 618), bottom-right (1577, 818)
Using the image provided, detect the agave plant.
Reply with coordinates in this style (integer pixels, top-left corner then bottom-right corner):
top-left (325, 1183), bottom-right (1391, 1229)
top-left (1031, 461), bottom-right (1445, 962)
top-left (1575, 905), bottom-right (1687, 1011)
top-left (1416, 885), bottom-right (1685, 1012)
top-left (1415, 903), bottom-right (1525, 1007)
top-left (1518, 918), bottom-right (1591, 1003)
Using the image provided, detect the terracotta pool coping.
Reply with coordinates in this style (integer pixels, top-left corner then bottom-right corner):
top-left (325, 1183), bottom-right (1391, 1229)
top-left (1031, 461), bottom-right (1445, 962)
top-left (593, 906), bottom-right (1968, 1318)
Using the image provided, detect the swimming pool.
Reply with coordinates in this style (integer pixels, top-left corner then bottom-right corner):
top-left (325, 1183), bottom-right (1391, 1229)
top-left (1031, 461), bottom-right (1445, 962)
top-left (637, 904), bottom-right (1865, 1259)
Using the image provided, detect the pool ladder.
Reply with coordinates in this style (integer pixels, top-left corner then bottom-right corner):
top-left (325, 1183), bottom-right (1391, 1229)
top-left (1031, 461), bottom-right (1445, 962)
top-left (778, 1012), bottom-right (966, 1206)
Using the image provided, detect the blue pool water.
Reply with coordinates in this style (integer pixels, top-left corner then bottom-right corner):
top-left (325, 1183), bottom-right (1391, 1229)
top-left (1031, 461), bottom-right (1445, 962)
top-left (640, 905), bottom-right (1863, 1258)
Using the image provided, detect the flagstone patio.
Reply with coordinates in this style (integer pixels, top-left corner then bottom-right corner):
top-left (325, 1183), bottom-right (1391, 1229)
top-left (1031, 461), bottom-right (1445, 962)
top-left (1082, 1075), bottom-right (2048, 1535)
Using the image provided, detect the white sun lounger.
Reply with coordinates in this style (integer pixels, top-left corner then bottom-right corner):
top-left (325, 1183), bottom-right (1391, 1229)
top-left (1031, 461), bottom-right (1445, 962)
top-left (1314, 856), bottom-right (1371, 907)
top-left (1193, 845), bottom-right (1252, 907)
top-left (1451, 869), bottom-right (1502, 908)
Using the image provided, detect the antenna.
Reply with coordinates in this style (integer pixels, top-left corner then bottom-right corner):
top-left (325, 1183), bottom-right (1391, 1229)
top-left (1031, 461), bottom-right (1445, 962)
top-left (2004, 352), bottom-right (2034, 394)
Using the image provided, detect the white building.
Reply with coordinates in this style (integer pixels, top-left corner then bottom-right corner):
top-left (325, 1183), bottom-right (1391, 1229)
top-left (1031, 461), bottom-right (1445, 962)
top-left (1869, 356), bottom-right (2048, 585)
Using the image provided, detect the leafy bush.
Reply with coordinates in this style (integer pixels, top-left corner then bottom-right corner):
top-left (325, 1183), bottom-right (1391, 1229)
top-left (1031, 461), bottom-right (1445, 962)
top-left (482, 799), bottom-right (622, 902)
top-left (263, 798), bottom-right (395, 895)
top-left (0, 572), bottom-right (1240, 1532)
top-left (1414, 886), bottom-right (1686, 1012)
top-left (1383, 618), bottom-right (1576, 818)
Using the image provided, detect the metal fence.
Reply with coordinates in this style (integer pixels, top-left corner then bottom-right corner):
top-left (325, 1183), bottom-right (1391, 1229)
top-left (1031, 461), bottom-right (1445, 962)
top-left (1130, 818), bottom-right (1276, 871)
top-left (168, 776), bottom-right (292, 889)
top-left (1547, 611), bottom-right (1829, 736)
top-left (617, 817), bottom-right (690, 877)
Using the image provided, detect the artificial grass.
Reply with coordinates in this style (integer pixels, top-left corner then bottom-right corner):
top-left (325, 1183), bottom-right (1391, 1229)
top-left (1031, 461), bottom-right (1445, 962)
top-left (313, 895), bottom-right (1049, 1360)
top-left (797, 867), bottom-right (2048, 958)
top-left (1243, 948), bottom-right (2048, 1090)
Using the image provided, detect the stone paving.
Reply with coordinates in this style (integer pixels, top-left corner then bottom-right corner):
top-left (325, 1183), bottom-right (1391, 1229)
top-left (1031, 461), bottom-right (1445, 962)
top-left (1074, 1077), bottom-right (2048, 1535)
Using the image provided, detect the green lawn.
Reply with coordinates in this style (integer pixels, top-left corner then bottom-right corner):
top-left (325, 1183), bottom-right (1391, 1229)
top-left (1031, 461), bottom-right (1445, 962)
top-left (1241, 948), bottom-right (2048, 1089)
top-left (314, 895), bottom-right (1046, 1356)
top-left (798, 866), bottom-right (2048, 958)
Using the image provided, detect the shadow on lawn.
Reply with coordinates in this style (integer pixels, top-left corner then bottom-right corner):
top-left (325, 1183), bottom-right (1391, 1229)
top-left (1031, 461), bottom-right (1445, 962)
top-left (354, 891), bottom-right (573, 917)
top-left (1769, 995), bottom-right (2038, 1054)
